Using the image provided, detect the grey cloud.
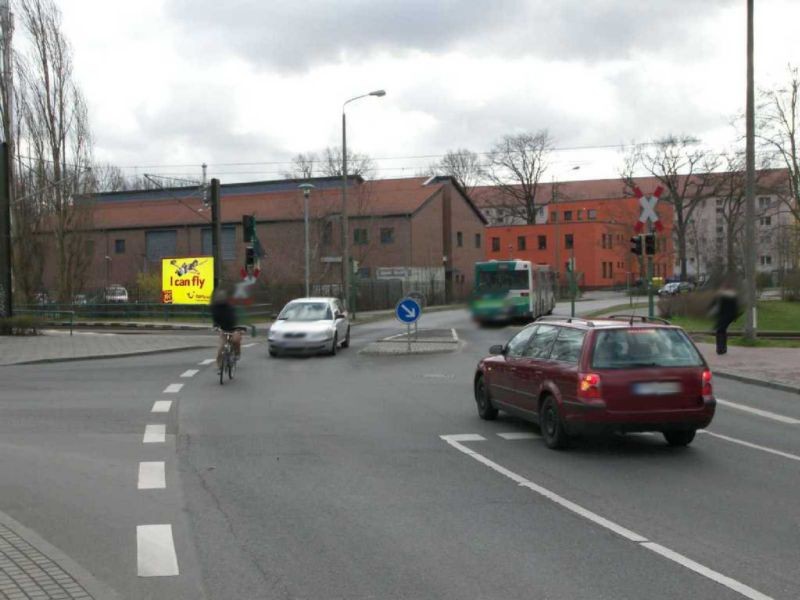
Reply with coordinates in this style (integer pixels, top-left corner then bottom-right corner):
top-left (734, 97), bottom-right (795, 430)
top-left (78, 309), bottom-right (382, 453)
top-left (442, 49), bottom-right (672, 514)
top-left (166, 0), bottom-right (735, 71)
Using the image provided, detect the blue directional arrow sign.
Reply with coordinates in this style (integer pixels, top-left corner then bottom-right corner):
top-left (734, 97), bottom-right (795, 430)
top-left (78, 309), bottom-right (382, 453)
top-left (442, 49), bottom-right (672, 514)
top-left (395, 297), bottom-right (421, 324)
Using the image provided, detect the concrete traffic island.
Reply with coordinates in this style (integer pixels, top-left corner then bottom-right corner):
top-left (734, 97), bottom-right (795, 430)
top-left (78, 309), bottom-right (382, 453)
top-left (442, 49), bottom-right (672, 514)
top-left (360, 327), bottom-right (461, 355)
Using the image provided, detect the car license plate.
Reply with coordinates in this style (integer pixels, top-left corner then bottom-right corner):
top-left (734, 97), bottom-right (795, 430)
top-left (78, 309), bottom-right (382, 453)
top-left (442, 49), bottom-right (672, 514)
top-left (633, 382), bottom-right (681, 395)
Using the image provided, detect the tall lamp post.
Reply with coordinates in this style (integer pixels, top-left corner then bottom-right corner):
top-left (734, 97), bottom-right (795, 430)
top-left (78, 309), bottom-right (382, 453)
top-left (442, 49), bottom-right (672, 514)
top-left (298, 183), bottom-right (315, 297)
top-left (341, 89), bottom-right (385, 316)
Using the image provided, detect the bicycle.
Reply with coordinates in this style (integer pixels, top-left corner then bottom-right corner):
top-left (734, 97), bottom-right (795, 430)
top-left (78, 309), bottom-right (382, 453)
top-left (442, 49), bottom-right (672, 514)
top-left (216, 328), bottom-right (244, 385)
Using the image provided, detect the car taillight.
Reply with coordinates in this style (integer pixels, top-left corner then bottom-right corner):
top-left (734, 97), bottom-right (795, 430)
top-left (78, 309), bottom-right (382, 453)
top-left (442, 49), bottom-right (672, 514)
top-left (578, 373), bottom-right (602, 400)
top-left (702, 369), bottom-right (713, 398)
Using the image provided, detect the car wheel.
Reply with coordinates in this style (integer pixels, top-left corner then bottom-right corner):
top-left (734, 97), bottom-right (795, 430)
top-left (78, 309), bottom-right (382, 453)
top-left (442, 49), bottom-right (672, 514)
top-left (663, 429), bottom-right (696, 447)
top-left (329, 334), bottom-right (338, 356)
top-left (474, 375), bottom-right (498, 420)
top-left (268, 348), bottom-right (278, 358)
top-left (540, 396), bottom-right (570, 450)
top-left (341, 327), bottom-right (350, 348)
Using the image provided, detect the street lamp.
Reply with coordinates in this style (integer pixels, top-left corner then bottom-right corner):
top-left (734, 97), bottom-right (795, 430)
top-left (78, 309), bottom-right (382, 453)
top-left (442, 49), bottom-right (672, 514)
top-left (341, 89), bottom-right (386, 316)
top-left (298, 183), bottom-right (315, 297)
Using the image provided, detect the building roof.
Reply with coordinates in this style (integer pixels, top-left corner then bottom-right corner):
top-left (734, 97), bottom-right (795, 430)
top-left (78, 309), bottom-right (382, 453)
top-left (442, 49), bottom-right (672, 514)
top-left (85, 176), bottom-right (486, 230)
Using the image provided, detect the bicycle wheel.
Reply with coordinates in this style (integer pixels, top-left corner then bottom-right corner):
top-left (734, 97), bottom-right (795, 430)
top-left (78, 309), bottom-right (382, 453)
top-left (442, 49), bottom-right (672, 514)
top-left (219, 357), bottom-right (225, 385)
top-left (227, 357), bottom-right (234, 380)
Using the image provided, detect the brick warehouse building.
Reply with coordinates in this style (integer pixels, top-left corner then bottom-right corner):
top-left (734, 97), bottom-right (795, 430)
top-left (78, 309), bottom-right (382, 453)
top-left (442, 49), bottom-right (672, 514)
top-left (40, 175), bottom-right (487, 305)
top-left (473, 178), bottom-right (675, 289)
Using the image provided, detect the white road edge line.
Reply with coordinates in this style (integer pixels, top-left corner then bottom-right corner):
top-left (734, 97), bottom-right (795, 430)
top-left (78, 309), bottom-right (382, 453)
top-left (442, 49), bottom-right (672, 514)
top-left (441, 434), bottom-right (773, 600)
top-left (698, 430), bottom-right (800, 463)
top-left (180, 369), bottom-right (199, 378)
top-left (137, 462), bottom-right (166, 490)
top-left (497, 432), bottom-right (539, 440)
top-left (143, 424), bottom-right (166, 444)
top-left (151, 401), bottom-right (172, 414)
top-left (716, 398), bottom-right (800, 425)
top-left (136, 524), bottom-right (179, 577)
top-left (198, 358), bottom-right (215, 366)
top-left (163, 383), bottom-right (183, 394)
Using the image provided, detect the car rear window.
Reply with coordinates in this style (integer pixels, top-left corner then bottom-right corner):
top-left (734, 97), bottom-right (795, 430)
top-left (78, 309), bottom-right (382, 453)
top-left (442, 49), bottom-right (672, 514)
top-left (591, 328), bottom-right (703, 369)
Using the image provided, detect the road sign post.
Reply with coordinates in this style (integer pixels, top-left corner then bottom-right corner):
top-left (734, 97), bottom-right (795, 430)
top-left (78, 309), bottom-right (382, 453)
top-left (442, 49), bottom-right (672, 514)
top-left (633, 188), bottom-right (663, 319)
top-left (395, 297), bottom-right (422, 353)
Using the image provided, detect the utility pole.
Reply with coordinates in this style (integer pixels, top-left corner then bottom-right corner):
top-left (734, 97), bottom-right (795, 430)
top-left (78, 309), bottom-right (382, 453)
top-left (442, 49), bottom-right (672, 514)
top-left (341, 112), bottom-right (350, 314)
top-left (743, 0), bottom-right (757, 341)
top-left (210, 178), bottom-right (222, 290)
top-left (0, 1), bottom-right (14, 318)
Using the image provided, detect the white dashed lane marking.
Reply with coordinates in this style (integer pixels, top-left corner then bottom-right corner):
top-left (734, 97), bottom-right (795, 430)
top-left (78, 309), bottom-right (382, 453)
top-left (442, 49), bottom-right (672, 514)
top-left (163, 383), bottom-right (183, 394)
top-left (442, 434), bottom-right (772, 600)
top-left (180, 369), bottom-right (199, 378)
top-left (137, 524), bottom-right (179, 577)
top-left (198, 358), bottom-right (215, 365)
top-left (137, 462), bottom-right (166, 490)
top-left (143, 424), bottom-right (166, 444)
top-left (151, 400), bottom-right (172, 413)
top-left (716, 398), bottom-right (800, 425)
top-left (699, 430), bottom-right (800, 463)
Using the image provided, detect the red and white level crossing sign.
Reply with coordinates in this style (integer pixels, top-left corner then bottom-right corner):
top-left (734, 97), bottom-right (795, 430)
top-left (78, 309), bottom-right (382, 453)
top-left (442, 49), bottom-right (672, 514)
top-left (633, 186), bottom-right (664, 233)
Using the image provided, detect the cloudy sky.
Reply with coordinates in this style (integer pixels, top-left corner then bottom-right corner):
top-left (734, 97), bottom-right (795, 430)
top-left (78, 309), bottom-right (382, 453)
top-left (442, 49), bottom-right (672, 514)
top-left (57, 0), bottom-right (800, 183)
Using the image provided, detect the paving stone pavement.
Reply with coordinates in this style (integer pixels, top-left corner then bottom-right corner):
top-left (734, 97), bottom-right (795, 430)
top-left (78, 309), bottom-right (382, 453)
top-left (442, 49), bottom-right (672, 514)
top-left (696, 342), bottom-right (800, 390)
top-left (0, 331), bottom-right (216, 366)
top-left (0, 523), bottom-right (92, 600)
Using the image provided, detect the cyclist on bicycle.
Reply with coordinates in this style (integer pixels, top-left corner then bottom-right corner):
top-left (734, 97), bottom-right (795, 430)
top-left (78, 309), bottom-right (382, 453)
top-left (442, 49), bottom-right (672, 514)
top-left (211, 289), bottom-right (242, 368)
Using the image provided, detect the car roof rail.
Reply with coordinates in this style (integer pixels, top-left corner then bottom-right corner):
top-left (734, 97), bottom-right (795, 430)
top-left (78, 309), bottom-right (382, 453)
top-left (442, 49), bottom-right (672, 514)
top-left (534, 315), bottom-right (595, 327)
top-left (605, 314), bottom-right (671, 325)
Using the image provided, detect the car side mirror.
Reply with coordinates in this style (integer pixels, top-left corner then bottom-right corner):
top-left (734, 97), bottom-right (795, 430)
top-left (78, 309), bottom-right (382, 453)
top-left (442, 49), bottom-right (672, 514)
top-left (489, 344), bottom-right (505, 355)
top-left (335, 312), bottom-right (345, 319)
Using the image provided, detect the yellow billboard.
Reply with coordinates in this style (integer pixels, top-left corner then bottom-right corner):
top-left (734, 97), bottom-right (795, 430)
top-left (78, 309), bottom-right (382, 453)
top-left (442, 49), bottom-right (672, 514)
top-left (161, 257), bottom-right (214, 304)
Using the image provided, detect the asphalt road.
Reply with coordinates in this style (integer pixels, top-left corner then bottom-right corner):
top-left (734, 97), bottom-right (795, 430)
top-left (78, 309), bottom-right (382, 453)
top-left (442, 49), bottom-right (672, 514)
top-left (0, 308), bottom-right (797, 599)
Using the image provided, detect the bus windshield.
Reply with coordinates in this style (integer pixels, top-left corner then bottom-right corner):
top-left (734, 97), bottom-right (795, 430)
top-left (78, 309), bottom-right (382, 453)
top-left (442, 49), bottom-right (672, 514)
top-left (476, 269), bottom-right (530, 292)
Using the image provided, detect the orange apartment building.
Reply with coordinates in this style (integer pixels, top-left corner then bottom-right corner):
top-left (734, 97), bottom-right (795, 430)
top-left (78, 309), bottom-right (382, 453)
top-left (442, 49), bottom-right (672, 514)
top-left (477, 180), bottom-right (675, 289)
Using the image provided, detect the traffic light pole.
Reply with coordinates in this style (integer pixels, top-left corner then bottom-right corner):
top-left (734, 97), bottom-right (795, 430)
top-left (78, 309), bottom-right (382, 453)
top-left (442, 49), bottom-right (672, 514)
top-left (647, 228), bottom-right (655, 318)
top-left (210, 178), bottom-right (222, 290)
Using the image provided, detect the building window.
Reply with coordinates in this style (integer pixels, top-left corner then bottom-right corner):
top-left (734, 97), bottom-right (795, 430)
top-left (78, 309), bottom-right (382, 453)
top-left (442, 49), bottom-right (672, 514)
top-left (716, 225), bottom-right (724, 235)
top-left (758, 196), bottom-right (771, 209)
top-left (146, 230), bottom-right (177, 261)
top-left (564, 211), bottom-right (573, 222)
top-left (760, 255), bottom-right (772, 266)
top-left (601, 233), bottom-right (613, 250)
top-left (577, 209), bottom-right (583, 221)
top-left (201, 226), bottom-right (236, 260)
top-left (588, 209), bottom-right (597, 220)
top-left (354, 228), bottom-right (368, 245)
top-left (114, 239), bottom-right (125, 254)
top-left (475, 233), bottom-right (481, 248)
top-left (380, 227), bottom-right (394, 244)
top-left (716, 198), bottom-right (724, 206)
top-left (550, 211), bottom-right (558, 223)
top-left (456, 231), bottom-right (463, 247)
top-left (759, 216), bottom-right (771, 226)
top-left (517, 236), bottom-right (526, 251)
top-left (538, 235), bottom-right (546, 250)
top-left (565, 234), bottom-right (574, 249)
top-left (491, 237), bottom-right (500, 252)
top-left (322, 221), bottom-right (333, 245)
top-left (601, 261), bottom-right (613, 279)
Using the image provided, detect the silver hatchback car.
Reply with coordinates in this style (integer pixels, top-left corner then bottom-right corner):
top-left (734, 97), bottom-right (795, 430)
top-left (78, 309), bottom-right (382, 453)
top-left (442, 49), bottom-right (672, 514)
top-left (268, 297), bottom-right (351, 357)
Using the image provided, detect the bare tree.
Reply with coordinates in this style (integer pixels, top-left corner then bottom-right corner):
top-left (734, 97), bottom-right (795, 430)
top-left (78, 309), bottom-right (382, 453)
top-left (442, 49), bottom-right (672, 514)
top-left (90, 163), bottom-right (128, 192)
top-left (485, 130), bottom-right (552, 225)
top-left (430, 148), bottom-right (484, 195)
top-left (283, 152), bottom-right (317, 180)
top-left (757, 64), bottom-right (800, 222)
top-left (321, 146), bottom-right (375, 179)
top-left (16, 0), bottom-right (95, 302)
top-left (622, 135), bottom-right (720, 281)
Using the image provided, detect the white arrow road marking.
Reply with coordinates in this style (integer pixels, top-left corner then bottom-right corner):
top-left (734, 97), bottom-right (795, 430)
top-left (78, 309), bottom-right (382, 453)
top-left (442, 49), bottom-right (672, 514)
top-left (138, 462), bottom-right (166, 490)
top-left (716, 398), bottom-right (800, 424)
top-left (143, 424), bottom-right (166, 444)
top-left (137, 524), bottom-right (179, 577)
top-left (151, 401), bottom-right (172, 413)
top-left (441, 434), bottom-right (773, 600)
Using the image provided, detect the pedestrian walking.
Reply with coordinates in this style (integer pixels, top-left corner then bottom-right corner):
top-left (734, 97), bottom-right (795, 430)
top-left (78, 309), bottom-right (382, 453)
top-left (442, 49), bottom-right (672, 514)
top-left (711, 279), bottom-right (740, 355)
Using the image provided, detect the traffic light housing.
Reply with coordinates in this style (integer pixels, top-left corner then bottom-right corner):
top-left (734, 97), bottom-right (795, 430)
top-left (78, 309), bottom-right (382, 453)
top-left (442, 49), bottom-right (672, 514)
top-left (245, 246), bottom-right (255, 267)
top-left (630, 236), bottom-right (642, 256)
top-left (644, 233), bottom-right (656, 256)
top-left (242, 215), bottom-right (256, 243)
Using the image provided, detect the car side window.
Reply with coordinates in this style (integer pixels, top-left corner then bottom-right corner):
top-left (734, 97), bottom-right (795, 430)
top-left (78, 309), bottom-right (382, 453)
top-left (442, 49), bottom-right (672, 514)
top-left (505, 326), bottom-right (537, 357)
top-left (523, 324), bottom-right (559, 359)
top-left (549, 327), bottom-right (586, 363)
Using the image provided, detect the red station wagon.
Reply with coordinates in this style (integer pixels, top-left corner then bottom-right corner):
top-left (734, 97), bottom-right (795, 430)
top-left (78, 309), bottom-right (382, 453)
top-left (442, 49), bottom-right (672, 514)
top-left (474, 316), bottom-right (715, 449)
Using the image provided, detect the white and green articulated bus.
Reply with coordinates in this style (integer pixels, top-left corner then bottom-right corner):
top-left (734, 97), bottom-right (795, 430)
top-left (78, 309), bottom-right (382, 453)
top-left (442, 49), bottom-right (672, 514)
top-left (470, 260), bottom-right (555, 323)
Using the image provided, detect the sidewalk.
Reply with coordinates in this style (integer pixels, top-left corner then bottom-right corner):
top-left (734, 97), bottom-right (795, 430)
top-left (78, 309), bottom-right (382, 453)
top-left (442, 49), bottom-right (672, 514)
top-left (0, 330), bottom-right (216, 366)
top-left (696, 343), bottom-right (800, 393)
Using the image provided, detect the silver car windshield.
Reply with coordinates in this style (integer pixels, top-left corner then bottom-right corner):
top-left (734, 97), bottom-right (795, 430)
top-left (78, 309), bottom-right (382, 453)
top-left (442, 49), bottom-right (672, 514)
top-left (278, 302), bottom-right (332, 322)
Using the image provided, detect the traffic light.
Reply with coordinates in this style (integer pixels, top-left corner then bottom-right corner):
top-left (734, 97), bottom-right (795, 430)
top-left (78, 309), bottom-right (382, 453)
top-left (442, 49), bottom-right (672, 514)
top-left (644, 233), bottom-right (656, 256)
top-left (630, 236), bottom-right (642, 256)
top-left (245, 246), bottom-right (255, 267)
top-left (242, 215), bottom-right (256, 243)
